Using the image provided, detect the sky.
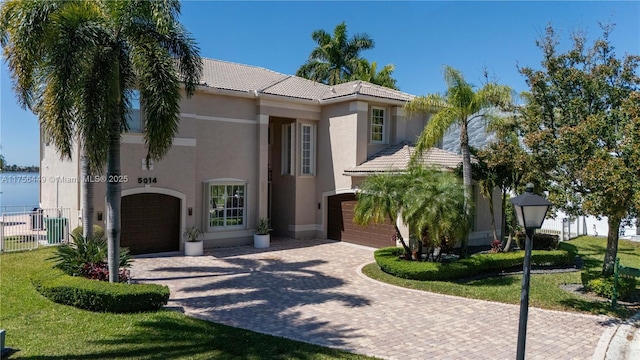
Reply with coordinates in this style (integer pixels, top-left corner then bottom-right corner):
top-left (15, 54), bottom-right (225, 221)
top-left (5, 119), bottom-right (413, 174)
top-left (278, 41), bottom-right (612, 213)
top-left (1, 1), bottom-right (639, 167)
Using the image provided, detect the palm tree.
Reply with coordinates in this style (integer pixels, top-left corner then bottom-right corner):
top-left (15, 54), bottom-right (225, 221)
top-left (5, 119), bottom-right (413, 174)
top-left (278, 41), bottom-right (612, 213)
top-left (296, 22), bottom-right (374, 85)
top-left (353, 172), bottom-right (411, 255)
top-left (404, 66), bottom-right (513, 258)
top-left (402, 167), bottom-right (470, 261)
top-left (1, 0), bottom-right (202, 282)
top-left (350, 60), bottom-right (398, 90)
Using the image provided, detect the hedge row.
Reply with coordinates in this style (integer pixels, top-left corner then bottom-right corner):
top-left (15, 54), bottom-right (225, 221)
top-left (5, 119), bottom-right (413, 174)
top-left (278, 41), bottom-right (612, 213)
top-left (515, 233), bottom-right (560, 250)
top-left (31, 268), bottom-right (169, 313)
top-left (374, 247), bottom-right (574, 281)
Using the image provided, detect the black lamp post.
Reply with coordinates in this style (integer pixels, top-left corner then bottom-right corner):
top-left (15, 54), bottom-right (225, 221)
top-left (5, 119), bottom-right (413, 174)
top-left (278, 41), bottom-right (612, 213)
top-left (510, 183), bottom-right (552, 360)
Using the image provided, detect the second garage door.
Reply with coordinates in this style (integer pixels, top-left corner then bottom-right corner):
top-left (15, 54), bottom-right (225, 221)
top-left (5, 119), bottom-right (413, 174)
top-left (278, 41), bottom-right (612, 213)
top-left (121, 193), bottom-right (180, 255)
top-left (327, 193), bottom-right (396, 248)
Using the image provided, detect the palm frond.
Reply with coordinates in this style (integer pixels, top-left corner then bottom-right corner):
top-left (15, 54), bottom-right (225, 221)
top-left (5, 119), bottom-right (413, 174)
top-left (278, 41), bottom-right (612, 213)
top-left (412, 106), bottom-right (458, 160)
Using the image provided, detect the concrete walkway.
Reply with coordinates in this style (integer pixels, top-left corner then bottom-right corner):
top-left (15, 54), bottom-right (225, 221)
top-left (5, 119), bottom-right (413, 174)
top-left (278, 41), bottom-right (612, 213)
top-left (131, 238), bottom-right (616, 360)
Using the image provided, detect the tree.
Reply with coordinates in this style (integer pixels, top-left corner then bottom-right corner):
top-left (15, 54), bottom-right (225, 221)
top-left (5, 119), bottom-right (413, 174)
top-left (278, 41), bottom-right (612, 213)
top-left (404, 66), bottom-right (513, 258)
top-left (519, 25), bottom-right (640, 275)
top-left (352, 171), bottom-right (411, 255)
top-left (353, 167), bottom-right (470, 261)
top-left (402, 167), bottom-right (470, 261)
top-left (465, 149), bottom-right (500, 243)
top-left (297, 22), bottom-right (398, 87)
top-left (474, 114), bottom-right (537, 251)
top-left (1, 0), bottom-right (202, 282)
top-left (350, 60), bottom-right (398, 89)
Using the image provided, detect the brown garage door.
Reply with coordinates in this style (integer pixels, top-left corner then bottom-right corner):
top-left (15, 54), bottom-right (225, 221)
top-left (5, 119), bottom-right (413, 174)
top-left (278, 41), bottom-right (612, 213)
top-left (121, 193), bottom-right (180, 255)
top-left (327, 193), bottom-right (396, 248)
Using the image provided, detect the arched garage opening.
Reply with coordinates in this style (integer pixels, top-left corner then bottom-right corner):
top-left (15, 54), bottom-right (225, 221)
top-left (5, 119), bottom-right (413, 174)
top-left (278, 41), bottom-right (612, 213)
top-left (327, 193), bottom-right (396, 248)
top-left (121, 193), bottom-right (181, 254)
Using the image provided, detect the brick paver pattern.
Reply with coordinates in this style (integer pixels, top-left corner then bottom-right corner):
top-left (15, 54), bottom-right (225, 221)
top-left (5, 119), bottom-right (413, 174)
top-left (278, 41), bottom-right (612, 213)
top-left (131, 239), bottom-right (613, 360)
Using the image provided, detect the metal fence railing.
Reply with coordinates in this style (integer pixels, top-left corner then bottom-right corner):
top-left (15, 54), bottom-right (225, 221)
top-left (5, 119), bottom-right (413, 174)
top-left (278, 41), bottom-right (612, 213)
top-left (539, 216), bottom-right (582, 241)
top-left (0, 208), bottom-right (71, 252)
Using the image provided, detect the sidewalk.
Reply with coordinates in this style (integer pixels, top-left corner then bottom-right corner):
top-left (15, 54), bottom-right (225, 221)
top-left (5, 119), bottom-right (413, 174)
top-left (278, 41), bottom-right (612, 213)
top-left (597, 312), bottom-right (640, 360)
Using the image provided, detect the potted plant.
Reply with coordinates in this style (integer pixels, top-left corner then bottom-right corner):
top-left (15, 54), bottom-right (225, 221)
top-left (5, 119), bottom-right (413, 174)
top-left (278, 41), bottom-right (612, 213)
top-left (183, 225), bottom-right (204, 256)
top-left (253, 218), bottom-right (272, 248)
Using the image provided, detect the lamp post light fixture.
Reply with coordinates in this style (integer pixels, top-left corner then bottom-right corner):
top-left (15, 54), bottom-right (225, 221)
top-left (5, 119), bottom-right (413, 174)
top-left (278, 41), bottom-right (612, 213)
top-left (510, 183), bottom-right (552, 360)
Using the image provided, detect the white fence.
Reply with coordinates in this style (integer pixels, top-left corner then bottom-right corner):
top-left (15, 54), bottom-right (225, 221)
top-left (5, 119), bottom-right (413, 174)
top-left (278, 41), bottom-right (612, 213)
top-left (539, 216), bottom-right (582, 241)
top-left (539, 213), bottom-right (639, 241)
top-left (0, 208), bottom-right (71, 252)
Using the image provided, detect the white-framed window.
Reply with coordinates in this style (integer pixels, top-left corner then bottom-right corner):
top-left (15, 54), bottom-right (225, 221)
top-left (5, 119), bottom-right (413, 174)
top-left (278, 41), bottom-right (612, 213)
top-left (282, 123), bottom-right (293, 175)
top-left (126, 90), bottom-right (142, 132)
top-left (205, 181), bottom-right (246, 230)
top-left (300, 123), bottom-right (316, 176)
top-left (370, 107), bottom-right (385, 143)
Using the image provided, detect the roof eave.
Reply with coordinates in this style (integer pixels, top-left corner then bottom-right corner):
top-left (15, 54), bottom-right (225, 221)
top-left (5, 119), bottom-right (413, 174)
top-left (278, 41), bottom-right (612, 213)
top-left (342, 170), bottom-right (408, 177)
top-left (320, 93), bottom-right (410, 106)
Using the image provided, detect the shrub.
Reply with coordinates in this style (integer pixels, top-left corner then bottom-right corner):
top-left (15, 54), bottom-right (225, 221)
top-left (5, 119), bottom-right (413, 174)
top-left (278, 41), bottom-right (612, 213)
top-left (83, 262), bottom-right (131, 283)
top-left (580, 271), bottom-right (637, 301)
top-left (71, 225), bottom-right (105, 241)
top-left (49, 233), bottom-right (132, 282)
top-left (490, 239), bottom-right (503, 253)
top-left (516, 233), bottom-right (559, 250)
top-left (31, 268), bottom-right (169, 313)
top-left (374, 246), bottom-right (573, 281)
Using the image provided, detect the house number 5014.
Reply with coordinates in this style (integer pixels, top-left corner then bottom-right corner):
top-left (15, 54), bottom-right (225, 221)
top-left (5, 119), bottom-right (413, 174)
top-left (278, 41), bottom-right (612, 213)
top-left (138, 177), bottom-right (157, 184)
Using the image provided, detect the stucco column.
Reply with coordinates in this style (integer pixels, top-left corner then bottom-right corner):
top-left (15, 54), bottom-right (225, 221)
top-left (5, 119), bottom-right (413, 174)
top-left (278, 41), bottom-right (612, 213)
top-left (392, 106), bottom-right (406, 145)
top-left (257, 114), bottom-right (269, 221)
top-left (349, 101), bottom-right (369, 166)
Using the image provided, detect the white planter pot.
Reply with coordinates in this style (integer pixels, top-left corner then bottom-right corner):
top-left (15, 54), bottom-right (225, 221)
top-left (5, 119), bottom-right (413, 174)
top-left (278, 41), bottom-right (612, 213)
top-left (184, 240), bottom-right (204, 256)
top-left (253, 234), bottom-right (270, 248)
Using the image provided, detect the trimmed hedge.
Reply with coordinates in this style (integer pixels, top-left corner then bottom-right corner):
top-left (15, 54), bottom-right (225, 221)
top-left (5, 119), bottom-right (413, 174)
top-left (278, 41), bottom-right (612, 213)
top-left (31, 268), bottom-right (169, 313)
top-left (374, 247), bottom-right (574, 281)
top-left (516, 233), bottom-right (560, 250)
top-left (580, 271), bottom-right (637, 301)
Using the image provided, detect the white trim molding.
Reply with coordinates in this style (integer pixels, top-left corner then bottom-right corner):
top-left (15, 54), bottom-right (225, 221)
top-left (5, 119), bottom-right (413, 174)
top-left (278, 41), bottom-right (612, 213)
top-left (122, 134), bottom-right (196, 147)
top-left (180, 112), bottom-right (256, 125)
top-left (258, 98), bottom-right (321, 114)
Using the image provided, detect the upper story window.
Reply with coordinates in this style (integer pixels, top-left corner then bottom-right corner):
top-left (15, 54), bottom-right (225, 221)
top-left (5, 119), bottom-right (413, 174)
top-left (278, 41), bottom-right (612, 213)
top-left (126, 90), bottom-right (142, 132)
top-left (206, 181), bottom-right (246, 231)
top-left (300, 124), bottom-right (315, 176)
top-left (370, 107), bottom-right (385, 143)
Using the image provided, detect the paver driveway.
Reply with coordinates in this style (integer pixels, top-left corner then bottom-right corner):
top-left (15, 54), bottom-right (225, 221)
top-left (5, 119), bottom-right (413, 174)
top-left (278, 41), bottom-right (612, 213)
top-left (131, 238), bottom-right (614, 360)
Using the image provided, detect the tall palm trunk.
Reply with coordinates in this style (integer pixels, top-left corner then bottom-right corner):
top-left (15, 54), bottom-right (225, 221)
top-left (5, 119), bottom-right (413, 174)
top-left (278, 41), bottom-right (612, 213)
top-left (106, 119), bottom-right (121, 283)
top-left (81, 151), bottom-right (94, 239)
top-left (602, 215), bottom-right (622, 276)
top-left (106, 61), bottom-right (121, 283)
top-left (459, 121), bottom-right (472, 258)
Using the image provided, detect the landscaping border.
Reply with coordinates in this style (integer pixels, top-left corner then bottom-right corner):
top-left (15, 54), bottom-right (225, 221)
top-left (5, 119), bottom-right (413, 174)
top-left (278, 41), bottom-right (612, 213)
top-left (374, 247), bottom-right (574, 281)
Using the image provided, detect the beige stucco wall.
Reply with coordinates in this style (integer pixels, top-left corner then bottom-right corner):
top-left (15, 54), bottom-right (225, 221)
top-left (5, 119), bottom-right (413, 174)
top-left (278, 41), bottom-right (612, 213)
top-left (39, 134), bottom-right (81, 230)
top-left (38, 85), bottom-right (501, 249)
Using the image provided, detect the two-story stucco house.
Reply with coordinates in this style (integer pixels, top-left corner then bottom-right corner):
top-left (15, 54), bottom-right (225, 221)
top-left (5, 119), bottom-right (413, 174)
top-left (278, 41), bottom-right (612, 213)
top-left (39, 58), bottom-right (501, 254)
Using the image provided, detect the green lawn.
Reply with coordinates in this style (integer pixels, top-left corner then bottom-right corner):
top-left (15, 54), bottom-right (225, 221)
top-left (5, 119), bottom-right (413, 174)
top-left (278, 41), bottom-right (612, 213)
top-left (363, 236), bottom-right (640, 318)
top-left (0, 248), bottom-right (376, 359)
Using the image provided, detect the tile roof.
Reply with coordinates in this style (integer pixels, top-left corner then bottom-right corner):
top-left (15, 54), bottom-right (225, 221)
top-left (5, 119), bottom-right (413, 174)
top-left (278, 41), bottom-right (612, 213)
top-left (324, 81), bottom-right (414, 102)
top-left (200, 58), bottom-right (287, 92)
top-left (343, 142), bottom-right (466, 175)
top-left (198, 58), bottom-right (414, 102)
